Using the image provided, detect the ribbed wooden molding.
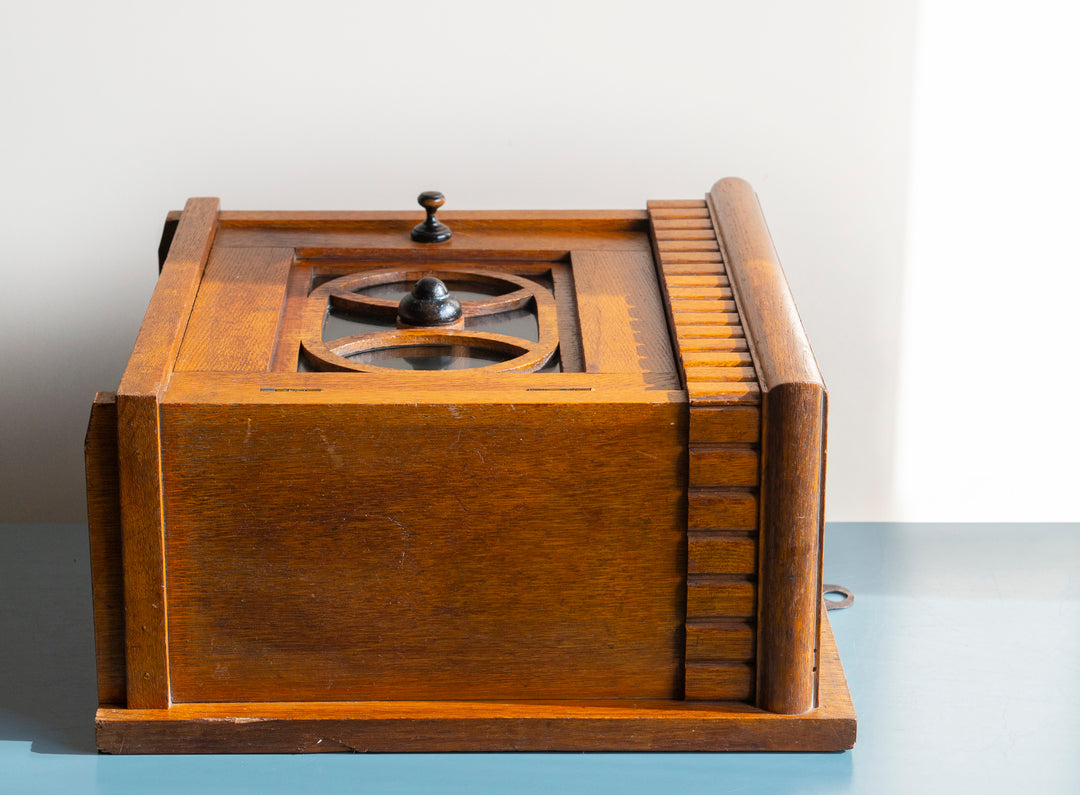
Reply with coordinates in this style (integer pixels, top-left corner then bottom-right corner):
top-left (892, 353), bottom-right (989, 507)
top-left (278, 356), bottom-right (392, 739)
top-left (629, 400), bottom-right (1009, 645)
top-left (649, 200), bottom-right (764, 702)
top-left (648, 200), bottom-right (759, 407)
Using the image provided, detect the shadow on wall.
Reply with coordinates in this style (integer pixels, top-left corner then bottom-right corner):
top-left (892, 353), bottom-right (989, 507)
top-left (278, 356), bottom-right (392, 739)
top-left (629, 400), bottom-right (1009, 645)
top-left (0, 524), bottom-right (98, 754)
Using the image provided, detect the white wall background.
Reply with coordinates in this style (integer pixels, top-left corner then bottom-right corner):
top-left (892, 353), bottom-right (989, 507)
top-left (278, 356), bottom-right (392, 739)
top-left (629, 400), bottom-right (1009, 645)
top-left (896, 1), bottom-right (1080, 521)
top-left (0, 0), bottom-right (1073, 523)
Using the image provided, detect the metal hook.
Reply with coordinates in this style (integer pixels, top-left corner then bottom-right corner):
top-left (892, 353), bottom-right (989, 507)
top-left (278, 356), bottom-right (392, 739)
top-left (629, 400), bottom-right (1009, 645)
top-left (823, 584), bottom-right (854, 610)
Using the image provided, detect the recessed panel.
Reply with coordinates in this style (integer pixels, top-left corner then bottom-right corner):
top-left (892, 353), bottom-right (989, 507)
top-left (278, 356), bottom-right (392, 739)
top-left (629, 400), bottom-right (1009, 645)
top-left (161, 401), bottom-right (687, 703)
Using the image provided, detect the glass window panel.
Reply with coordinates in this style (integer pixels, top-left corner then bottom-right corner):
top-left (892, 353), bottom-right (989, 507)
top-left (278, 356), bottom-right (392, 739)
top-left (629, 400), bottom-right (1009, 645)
top-left (348, 344), bottom-right (512, 371)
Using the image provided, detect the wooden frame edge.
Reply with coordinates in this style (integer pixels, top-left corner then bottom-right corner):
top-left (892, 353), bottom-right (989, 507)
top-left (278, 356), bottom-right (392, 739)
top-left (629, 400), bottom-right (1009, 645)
top-left (95, 614), bottom-right (853, 754)
top-left (85, 392), bottom-right (126, 706)
top-left (117, 197), bottom-right (220, 709)
top-left (707, 179), bottom-right (827, 715)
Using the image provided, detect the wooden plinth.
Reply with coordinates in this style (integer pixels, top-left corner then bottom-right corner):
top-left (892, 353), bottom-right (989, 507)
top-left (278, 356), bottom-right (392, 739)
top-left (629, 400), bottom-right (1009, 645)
top-left (96, 611), bottom-right (854, 754)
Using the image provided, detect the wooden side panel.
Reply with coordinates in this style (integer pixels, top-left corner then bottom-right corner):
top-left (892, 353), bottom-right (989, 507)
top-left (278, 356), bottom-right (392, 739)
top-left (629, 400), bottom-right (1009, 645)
top-left (175, 247), bottom-right (295, 372)
top-left (85, 392), bottom-right (125, 706)
top-left (116, 396), bottom-right (169, 708)
top-left (708, 178), bottom-right (827, 716)
top-left (160, 401), bottom-right (687, 703)
top-left (117, 197), bottom-right (219, 708)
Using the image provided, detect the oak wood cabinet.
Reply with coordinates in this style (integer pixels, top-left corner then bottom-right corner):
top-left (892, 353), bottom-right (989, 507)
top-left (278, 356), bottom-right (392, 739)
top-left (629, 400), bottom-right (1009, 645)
top-left (85, 178), bottom-right (855, 753)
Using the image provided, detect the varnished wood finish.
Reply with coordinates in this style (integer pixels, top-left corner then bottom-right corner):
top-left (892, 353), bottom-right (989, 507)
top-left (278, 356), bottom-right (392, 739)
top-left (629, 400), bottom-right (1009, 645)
top-left (163, 372), bottom-right (683, 405)
top-left (160, 401), bottom-right (687, 703)
top-left (647, 199), bottom-right (765, 701)
top-left (117, 197), bottom-right (219, 708)
top-left (689, 447), bottom-right (759, 486)
top-left (688, 531), bottom-right (758, 574)
top-left (213, 211), bottom-right (652, 260)
top-left (94, 609), bottom-right (853, 753)
top-left (688, 406), bottom-right (760, 444)
top-left (570, 250), bottom-right (678, 378)
top-left (688, 489), bottom-right (758, 530)
top-left (686, 576), bottom-right (756, 616)
top-left (708, 178), bottom-right (827, 716)
top-left (551, 263), bottom-right (585, 372)
top-left (685, 618), bottom-right (755, 659)
top-left (87, 182), bottom-right (850, 751)
top-left (85, 392), bottom-right (125, 706)
top-left (174, 246), bottom-right (294, 372)
top-left (684, 663), bottom-right (754, 701)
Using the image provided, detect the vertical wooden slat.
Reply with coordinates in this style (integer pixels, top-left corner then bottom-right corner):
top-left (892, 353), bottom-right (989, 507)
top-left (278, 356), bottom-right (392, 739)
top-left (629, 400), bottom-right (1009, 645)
top-left (757, 383), bottom-right (826, 713)
top-left (85, 392), bottom-right (125, 705)
top-left (551, 263), bottom-right (585, 372)
top-left (117, 197), bottom-right (219, 708)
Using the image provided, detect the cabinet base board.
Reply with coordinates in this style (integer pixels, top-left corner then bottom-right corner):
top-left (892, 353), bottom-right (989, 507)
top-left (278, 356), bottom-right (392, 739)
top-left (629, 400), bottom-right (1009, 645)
top-left (97, 614), bottom-right (855, 754)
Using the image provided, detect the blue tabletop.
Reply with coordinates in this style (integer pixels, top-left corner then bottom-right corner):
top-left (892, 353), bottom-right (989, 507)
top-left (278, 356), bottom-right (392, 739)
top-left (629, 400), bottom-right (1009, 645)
top-left (1, 522), bottom-right (1077, 793)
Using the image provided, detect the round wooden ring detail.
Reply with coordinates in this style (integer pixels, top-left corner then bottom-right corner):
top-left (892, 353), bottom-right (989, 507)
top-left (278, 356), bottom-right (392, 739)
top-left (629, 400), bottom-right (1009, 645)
top-left (302, 268), bottom-right (559, 373)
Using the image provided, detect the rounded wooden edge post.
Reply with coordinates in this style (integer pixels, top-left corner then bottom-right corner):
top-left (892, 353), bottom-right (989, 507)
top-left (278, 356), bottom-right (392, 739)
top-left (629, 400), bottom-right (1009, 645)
top-left (757, 383), bottom-right (826, 713)
top-left (707, 178), bottom-right (826, 714)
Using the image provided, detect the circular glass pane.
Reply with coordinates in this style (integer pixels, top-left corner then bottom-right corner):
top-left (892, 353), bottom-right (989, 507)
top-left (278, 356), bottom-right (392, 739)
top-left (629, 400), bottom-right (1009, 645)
top-left (356, 280), bottom-right (506, 303)
top-left (347, 344), bottom-right (513, 371)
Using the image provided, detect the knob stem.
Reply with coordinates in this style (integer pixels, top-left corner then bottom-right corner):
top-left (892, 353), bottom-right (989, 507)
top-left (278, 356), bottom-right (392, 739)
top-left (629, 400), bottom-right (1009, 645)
top-left (411, 191), bottom-right (452, 243)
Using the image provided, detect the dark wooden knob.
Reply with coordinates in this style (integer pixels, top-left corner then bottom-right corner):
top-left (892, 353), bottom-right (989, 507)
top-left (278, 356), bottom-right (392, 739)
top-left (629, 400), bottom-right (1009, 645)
top-left (411, 191), bottom-right (452, 243)
top-left (397, 276), bottom-right (463, 326)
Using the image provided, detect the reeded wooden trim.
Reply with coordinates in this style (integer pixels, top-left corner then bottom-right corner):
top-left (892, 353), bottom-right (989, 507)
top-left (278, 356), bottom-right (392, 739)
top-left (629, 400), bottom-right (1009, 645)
top-left (707, 178), bottom-right (826, 716)
top-left (117, 197), bottom-right (220, 709)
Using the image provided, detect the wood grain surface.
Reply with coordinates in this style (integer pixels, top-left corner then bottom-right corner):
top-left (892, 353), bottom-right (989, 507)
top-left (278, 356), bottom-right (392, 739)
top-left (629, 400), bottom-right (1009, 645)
top-left (88, 187), bottom-right (850, 751)
top-left (117, 197), bottom-right (219, 708)
top-left (85, 392), bottom-right (125, 706)
top-left (211, 211), bottom-right (652, 258)
top-left (687, 531), bottom-right (758, 574)
top-left (708, 178), bottom-right (828, 715)
top-left (94, 608), bottom-right (854, 753)
top-left (646, 199), bottom-right (769, 701)
top-left (174, 246), bottom-right (295, 372)
top-left (159, 401), bottom-right (687, 703)
top-left (570, 250), bottom-right (677, 377)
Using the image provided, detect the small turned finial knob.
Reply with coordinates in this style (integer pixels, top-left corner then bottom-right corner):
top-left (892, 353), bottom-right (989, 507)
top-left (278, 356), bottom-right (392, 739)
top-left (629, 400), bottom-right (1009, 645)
top-left (411, 190), bottom-right (452, 243)
top-left (398, 276), bottom-right (463, 327)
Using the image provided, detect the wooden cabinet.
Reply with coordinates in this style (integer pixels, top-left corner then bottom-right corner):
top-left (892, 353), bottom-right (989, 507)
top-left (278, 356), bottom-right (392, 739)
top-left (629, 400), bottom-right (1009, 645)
top-left (86, 178), bottom-right (855, 752)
